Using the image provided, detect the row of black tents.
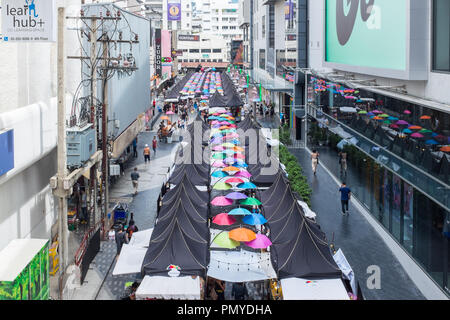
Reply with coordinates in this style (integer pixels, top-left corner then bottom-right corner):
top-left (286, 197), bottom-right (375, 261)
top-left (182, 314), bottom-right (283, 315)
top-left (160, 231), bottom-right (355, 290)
top-left (140, 112), bottom-right (353, 297)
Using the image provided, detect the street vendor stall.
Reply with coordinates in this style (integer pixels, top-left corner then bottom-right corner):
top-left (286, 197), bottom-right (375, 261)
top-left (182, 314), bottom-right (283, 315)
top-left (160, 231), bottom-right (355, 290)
top-left (280, 277), bottom-right (350, 300)
top-left (135, 275), bottom-right (203, 300)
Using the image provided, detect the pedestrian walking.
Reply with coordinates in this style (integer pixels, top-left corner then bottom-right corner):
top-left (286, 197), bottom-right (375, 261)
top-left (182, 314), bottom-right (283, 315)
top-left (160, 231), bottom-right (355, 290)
top-left (152, 136), bottom-right (157, 158)
top-left (339, 151), bottom-right (348, 174)
top-left (132, 138), bottom-right (138, 158)
top-left (143, 144), bottom-right (151, 163)
top-left (115, 225), bottom-right (129, 258)
top-left (339, 182), bottom-right (352, 215)
top-left (214, 279), bottom-right (225, 300)
top-left (131, 167), bottom-right (140, 195)
top-left (311, 150), bottom-right (320, 175)
top-left (80, 189), bottom-right (88, 224)
top-left (126, 213), bottom-right (139, 238)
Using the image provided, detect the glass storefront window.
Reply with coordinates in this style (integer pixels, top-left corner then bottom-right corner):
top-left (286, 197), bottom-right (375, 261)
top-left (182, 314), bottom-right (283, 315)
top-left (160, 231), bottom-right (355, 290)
top-left (392, 175), bottom-right (402, 240)
top-left (403, 182), bottom-right (414, 253)
top-left (433, 0), bottom-right (450, 72)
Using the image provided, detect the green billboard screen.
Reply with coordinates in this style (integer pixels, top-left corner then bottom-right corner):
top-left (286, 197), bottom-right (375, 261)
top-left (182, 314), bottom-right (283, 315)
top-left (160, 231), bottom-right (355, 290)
top-left (325, 0), bottom-right (407, 71)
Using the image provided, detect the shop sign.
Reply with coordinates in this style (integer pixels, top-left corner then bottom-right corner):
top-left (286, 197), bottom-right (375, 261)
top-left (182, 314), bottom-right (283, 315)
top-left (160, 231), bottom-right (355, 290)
top-left (167, 0), bottom-right (181, 21)
top-left (155, 29), bottom-right (162, 76)
top-left (178, 34), bottom-right (199, 41)
top-left (1, 0), bottom-right (56, 42)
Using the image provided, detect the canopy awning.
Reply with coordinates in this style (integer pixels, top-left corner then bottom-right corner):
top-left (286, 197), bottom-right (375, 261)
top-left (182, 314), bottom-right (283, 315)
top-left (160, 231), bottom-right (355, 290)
top-left (280, 278), bottom-right (350, 300)
top-left (135, 275), bottom-right (201, 300)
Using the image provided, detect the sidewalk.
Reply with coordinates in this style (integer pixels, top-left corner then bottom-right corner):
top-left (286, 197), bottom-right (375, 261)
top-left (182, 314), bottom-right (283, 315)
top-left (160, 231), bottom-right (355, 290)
top-left (288, 147), bottom-right (425, 300)
top-left (69, 118), bottom-right (181, 300)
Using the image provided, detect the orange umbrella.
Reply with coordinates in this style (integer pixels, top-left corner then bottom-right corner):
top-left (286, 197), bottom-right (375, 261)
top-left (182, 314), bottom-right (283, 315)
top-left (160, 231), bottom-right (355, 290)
top-left (420, 115), bottom-right (431, 120)
top-left (234, 146), bottom-right (244, 152)
top-left (219, 126), bottom-right (230, 130)
top-left (440, 146), bottom-right (450, 152)
top-left (161, 116), bottom-right (169, 121)
top-left (373, 116), bottom-right (383, 120)
top-left (229, 227), bottom-right (256, 242)
top-left (222, 166), bottom-right (240, 172)
top-left (408, 125), bottom-right (422, 130)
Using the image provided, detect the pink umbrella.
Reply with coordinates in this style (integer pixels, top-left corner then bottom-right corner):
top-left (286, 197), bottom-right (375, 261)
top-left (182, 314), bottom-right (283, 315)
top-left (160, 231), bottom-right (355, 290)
top-left (372, 110), bottom-right (383, 114)
top-left (245, 234), bottom-right (272, 249)
top-left (166, 111), bottom-right (175, 115)
top-left (212, 161), bottom-right (226, 167)
top-left (211, 196), bottom-right (234, 206)
top-left (410, 133), bottom-right (424, 138)
top-left (225, 133), bottom-right (239, 139)
top-left (225, 177), bottom-right (245, 184)
top-left (211, 121), bottom-right (220, 125)
top-left (404, 110), bottom-right (411, 114)
top-left (212, 146), bottom-right (225, 151)
top-left (212, 213), bottom-right (237, 226)
top-left (235, 171), bottom-right (252, 178)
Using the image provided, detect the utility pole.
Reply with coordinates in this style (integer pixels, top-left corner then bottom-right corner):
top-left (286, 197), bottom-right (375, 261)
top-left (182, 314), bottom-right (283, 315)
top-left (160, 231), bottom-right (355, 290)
top-left (102, 34), bottom-right (109, 236)
top-left (56, 6), bottom-right (69, 300)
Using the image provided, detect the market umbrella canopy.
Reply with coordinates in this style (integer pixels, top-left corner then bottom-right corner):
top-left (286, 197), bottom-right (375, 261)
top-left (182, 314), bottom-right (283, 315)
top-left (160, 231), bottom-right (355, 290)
top-left (212, 145), bottom-right (225, 151)
top-left (212, 160), bottom-right (226, 168)
top-left (404, 110), bottom-right (412, 114)
top-left (212, 153), bottom-right (226, 160)
top-left (440, 146), bottom-right (450, 152)
top-left (211, 196), bottom-right (234, 206)
top-left (225, 192), bottom-right (248, 200)
top-left (211, 171), bottom-right (228, 178)
top-left (229, 228), bottom-right (256, 242)
top-left (224, 157), bottom-right (237, 165)
top-left (244, 234), bottom-right (272, 249)
top-left (240, 197), bottom-right (262, 206)
top-left (379, 114), bottom-right (389, 118)
top-left (228, 207), bottom-right (252, 216)
top-left (411, 133), bottom-right (424, 138)
top-left (223, 149), bottom-right (236, 154)
top-left (225, 177), bottom-right (245, 184)
top-left (213, 232), bottom-right (240, 249)
top-left (235, 154), bottom-right (245, 159)
top-left (213, 182), bottom-right (232, 190)
top-left (396, 120), bottom-right (409, 125)
top-left (408, 125), bottom-right (422, 130)
top-left (237, 182), bottom-right (257, 189)
top-left (419, 129), bottom-right (432, 134)
top-left (402, 129), bottom-right (413, 134)
top-left (357, 111), bottom-right (367, 114)
top-left (388, 116), bottom-right (399, 121)
top-left (212, 213), bottom-right (237, 226)
top-left (222, 143), bottom-right (235, 148)
top-left (242, 213), bottom-right (267, 226)
top-left (425, 139), bottom-right (439, 145)
top-left (234, 146), bottom-right (245, 152)
top-left (222, 166), bottom-right (240, 172)
top-left (235, 171), bottom-right (252, 178)
top-left (420, 115), bottom-right (431, 120)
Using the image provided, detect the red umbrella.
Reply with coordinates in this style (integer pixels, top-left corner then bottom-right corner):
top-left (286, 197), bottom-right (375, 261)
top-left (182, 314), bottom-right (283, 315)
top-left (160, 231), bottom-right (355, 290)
top-left (234, 154), bottom-right (245, 159)
top-left (225, 177), bottom-right (245, 184)
top-left (212, 213), bottom-right (237, 226)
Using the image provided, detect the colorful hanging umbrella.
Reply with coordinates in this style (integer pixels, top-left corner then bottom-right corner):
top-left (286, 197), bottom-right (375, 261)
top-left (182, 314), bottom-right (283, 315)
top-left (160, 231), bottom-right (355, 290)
top-left (242, 213), bottom-right (267, 226)
top-left (234, 146), bottom-right (245, 152)
top-left (212, 170), bottom-right (228, 178)
top-left (228, 207), bottom-right (252, 216)
top-left (383, 120), bottom-right (391, 125)
top-left (166, 111), bottom-right (175, 115)
top-left (372, 110), bottom-right (383, 114)
top-left (402, 129), bottom-right (413, 134)
top-left (211, 196), bottom-right (234, 206)
top-left (390, 124), bottom-right (399, 129)
top-left (240, 197), bottom-right (262, 206)
top-left (213, 153), bottom-right (226, 160)
top-left (213, 182), bottom-right (232, 190)
top-left (367, 112), bottom-right (375, 116)
top-left (212, 161), bottom-right (226, 168)
top-left (358, 111), bottom-right (367, 114)
top-left (245, 234), bottom-right (272, 249)
top-left (225, 177), bottom-right (245, 184)
top-left (212, 145), bottom-right (225, 152)
top-left (225, 192), bottom-right (248, 200)
top-left (379, 114), bottom-right (389, 118)
top-left (234, 154), bottom-right (245, 159)
top-left (211, 137), bottom-right (224, 144)
top-left (410, 133), bottom-right (424, 138)
top-left (435, 135), bottom-right (448, 143)
top-left (420, 115), bottom-right (431, 120)
top-left (222, 166), bottom-right (240, 172)
top-left (373, 116), bottom-right (383, 120)
top-left (408, 125), bottom-right (422, 130)
top-left (425, 139), bottom-right (438, 145)
top-left (404, 110), bottom-right (412, 114)
top-left (419, 129), bottom-right (432, 134)
top-left (213, 214), bottom-right (237, 226)
top-left (213, 231), bottom-right (240, 249)
top-left (222, 143), bottom-right (235, 148)
top-left (229, 228), bottom-right (256, 242)
top-left (237, 182), bottom-right (257, 189)
top-left (224, 158), bottom-right (237, 165)
top-left (396, 120), bottom-right (409, 125)
top-left (223, 149), bottom-right (236, 154)
top-left (439, 146), bottom-right (450, 152)
top-left (388, 116), bottom-right (399, 121)
top-left (235, 171), bottom-right (252, 178)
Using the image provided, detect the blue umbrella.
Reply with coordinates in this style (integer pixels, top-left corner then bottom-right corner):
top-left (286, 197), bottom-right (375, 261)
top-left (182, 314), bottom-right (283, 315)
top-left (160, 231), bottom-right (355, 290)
top-left (431, 132), bottom-right (438, 137)
top-left (242, 213), bottom-right (267, 226)
top-left (228, 207), bottom-right (252, 216)
top-left (237, 182), bottom-right (257, 189)
top-left (223, 149), bottom-right (235, 154)
top-left (425, 139), bottom-right (438, 145)
top-left (403, 129), bottom-right (413, 134)
top-left (212, 171), bottom-right (228, 178)
top-left (225, 192), bottom-right (248, 200)
top-left (233, 162), bottom-right (248, 168)
top-left (231, 139), bottom-right (241, 145)
top-left (388, 116), bottom-right (399, 121)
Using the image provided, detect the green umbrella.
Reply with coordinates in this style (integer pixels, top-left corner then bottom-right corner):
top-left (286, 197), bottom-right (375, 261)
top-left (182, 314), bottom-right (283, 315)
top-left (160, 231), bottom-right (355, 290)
top-left (213, 182), bottom-right (232, 190)
top-left (419, 129), bottom-right (432, 134)
top-left (213, 231), bottom-right (240, 249)
top-left (240, 197), bottom-right (262, 206)
top-left (212, 153), bottom-right (226, 159)
top-left (383, 120), bottom-right (391, 124)
top-left (379, 114), bottom-right (389, 118)
top-left (358, 111), bottom-right (367, 114)
top-left (222, 143), bottom-right (235, 148)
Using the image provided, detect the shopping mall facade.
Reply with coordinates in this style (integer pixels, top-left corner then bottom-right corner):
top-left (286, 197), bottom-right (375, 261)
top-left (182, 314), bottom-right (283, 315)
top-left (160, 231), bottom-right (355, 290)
top-left (302, 0), bottom-right (450, 297)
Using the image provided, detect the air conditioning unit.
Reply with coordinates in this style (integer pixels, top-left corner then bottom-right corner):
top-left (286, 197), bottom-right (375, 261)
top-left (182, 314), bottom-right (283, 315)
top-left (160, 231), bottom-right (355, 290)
top-left (66, 124), bottom-right (96, 168)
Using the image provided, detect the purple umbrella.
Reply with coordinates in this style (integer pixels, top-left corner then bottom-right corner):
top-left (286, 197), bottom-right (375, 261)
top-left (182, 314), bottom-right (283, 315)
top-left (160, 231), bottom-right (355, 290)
top-left (225, 192), bottom-right (248, 200)
top-left (396, 120), bottom-right (409, 125)
top-left (224, 157), bottom-right (236, 164)
top-left (410, 133), bottom-right (424, 138)
top-left (235, 171), bottom-right (252, 178)
top-left (211, 137), bottom-right (223, 144)
top-left (372, 110), bottom-right (383, 114)
top-left (211, 196), bottom-right (234, 206)
top-left (245, 234), bottom-right (272, 249)
top-left (212, 161), bottom-right (226, 167)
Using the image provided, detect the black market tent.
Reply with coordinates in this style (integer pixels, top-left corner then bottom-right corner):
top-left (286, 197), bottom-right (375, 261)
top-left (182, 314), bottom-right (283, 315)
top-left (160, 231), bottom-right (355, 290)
top-left (208, 91), bottom-right (229, 108)
top-left (141, 176), bottom-right (210, 277)
top-left (209, 73), bottom-right (243, 108)
top-left (247, 154), bottom-right (281, 186)
top-left (175, 141), bottom-right (211, 166)
top-left (238, 117), bottom-right (261, 131)
top-left (258, 174), bottom-right (342, 279)
top-left (168, 163), bottom-right (210, 186)
top-left (166, 71), bottom-right (195, 101)
top-left (162, 174), bottom-right (209, 217)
